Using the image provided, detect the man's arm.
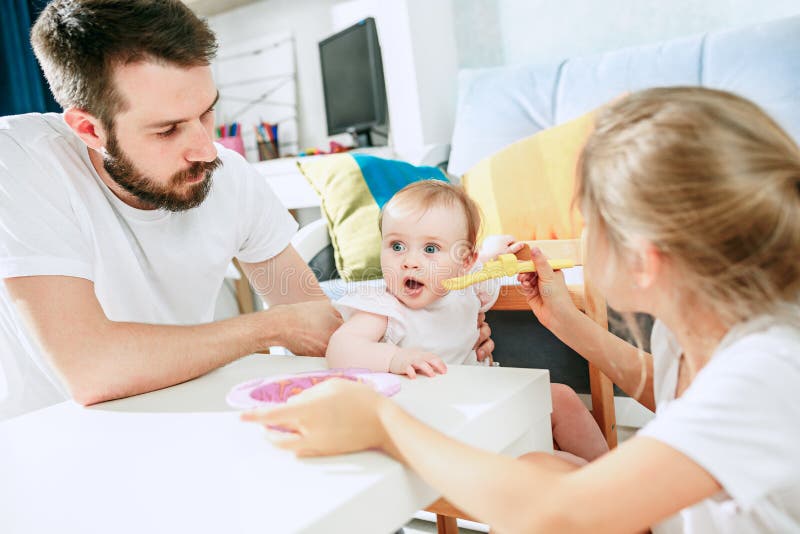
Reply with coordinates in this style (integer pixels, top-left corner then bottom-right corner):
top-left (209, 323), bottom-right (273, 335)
top-left (4, 251), bottom-right (341, 405)
top-left (238, 244), bottom-right (328, 305)
top-left (238, 244), bottom-right (344, 357)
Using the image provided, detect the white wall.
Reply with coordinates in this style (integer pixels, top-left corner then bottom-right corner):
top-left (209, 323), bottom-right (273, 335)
top-left (209, 0), bottom-right (344, 149)
top-left (210, 0), bottom-right (800, 154)
top-left (210, 0), bottom-right (459, 157)
top-left (332, 0), bottom-right (459, 157)
top-left (331, 0), bottom-right (424, 155)
top-left (453, 0), bottom-right (504, 69)
top-left (454, 0), bottom-right (800, 67)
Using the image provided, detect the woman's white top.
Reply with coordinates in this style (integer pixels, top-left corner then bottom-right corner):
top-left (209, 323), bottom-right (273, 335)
top-left (640, 319), bottom-right (800, 533)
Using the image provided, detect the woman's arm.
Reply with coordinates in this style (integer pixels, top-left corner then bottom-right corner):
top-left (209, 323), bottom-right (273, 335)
top-left (380, 402), bottom-right (719, 533)
top-left (243, 380), bottom-right (719, 533)
top-left (326, 312), bottom-right (446, 378)
top-left (519, 246), bottom-right (655, 410)
top-left (551, 309), bottom-right (654, 410)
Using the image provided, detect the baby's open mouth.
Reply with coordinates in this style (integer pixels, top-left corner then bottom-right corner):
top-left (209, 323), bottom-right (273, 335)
top-left (404, 278), bottom-right (425, 291)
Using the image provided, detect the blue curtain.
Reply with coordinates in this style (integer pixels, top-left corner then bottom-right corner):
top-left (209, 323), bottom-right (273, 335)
top-left (0, 0), bottom-right (61, 116)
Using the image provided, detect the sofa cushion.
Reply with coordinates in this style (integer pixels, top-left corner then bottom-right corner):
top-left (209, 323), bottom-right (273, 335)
top-left (462, 106), bottom-right (596, 240)
top-left (298, 154), bottom-right (448, 281)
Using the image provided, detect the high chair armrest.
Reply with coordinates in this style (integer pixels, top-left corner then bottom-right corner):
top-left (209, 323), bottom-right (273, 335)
top-left (291, 218), bottom-right (331, 263)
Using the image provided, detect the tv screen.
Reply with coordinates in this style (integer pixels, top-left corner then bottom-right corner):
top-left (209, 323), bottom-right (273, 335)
top-left (319, 18), bottom-right (387, 139)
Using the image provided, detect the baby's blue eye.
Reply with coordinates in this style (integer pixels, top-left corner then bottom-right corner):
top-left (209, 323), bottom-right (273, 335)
top-left (424, 244), bottom-right (439, 254)
top-left (391, 242), bottom-right (405, 252)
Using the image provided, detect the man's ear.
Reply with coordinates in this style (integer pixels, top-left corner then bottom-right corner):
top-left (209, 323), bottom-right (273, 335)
top-left (632, 240), bottom-right (662, 289)
top-left (63, 108), bottom-right (108, 151)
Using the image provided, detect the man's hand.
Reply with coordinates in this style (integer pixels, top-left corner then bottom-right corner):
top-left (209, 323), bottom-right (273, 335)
top-left (389, 348), bottom-right (447, 378)
top-left (271, 300), bottom-right (343, 356)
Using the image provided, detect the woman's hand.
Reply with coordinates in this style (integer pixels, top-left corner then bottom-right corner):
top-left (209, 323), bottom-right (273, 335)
top-left (241, 379), bottom-right (390, 457)
top-left (514, 245), bottom-right (579, 331)
top-left (389, 348), bottom-right (447, 378)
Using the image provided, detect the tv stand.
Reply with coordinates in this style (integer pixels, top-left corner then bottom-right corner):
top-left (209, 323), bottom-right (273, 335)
top-left (354, 129), bottom-right (372, 148)
top-left (347, 125), bottom-right (389, 148)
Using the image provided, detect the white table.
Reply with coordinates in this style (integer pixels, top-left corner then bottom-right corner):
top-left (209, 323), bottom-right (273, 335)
top-left (0, 355), bottom-right (551, 534)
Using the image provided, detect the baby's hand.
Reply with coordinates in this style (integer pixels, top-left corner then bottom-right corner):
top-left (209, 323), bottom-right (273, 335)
top-left (478, 234), bottom-right (517, 263)
top-left (389, 348), bottom-right (447, 379)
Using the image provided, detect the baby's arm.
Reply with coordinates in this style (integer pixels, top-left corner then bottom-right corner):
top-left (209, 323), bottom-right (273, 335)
top-left (326, 312), bottom-right (447, 378)
top-left (478, 234), bottom-right (516, 264)
top-left (326, 311), bottom-right (393, 370)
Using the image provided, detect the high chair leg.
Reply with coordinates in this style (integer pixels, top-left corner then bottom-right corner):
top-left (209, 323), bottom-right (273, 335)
top-left (436, 513), bottom-right (459, 534)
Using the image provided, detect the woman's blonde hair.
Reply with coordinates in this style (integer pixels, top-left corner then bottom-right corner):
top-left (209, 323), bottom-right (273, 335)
top-left (380, 180), bottom-right (482, 257)
top-left (577, 87), bottom-right (800, 327)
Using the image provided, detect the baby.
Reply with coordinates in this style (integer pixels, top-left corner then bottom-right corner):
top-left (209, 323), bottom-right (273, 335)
top-left (326, 180), bottom-right (511, 378)
top-left (328, 180), bottom-right (603, 463)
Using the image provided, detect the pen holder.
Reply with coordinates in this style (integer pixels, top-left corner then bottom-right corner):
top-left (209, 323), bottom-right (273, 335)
top-left (257, 140), bottom-right (280, 161)
top-left (217, 135), bottom-right (246, 158)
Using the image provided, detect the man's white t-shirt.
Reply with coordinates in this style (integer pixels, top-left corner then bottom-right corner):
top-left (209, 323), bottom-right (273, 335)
top-left (640, 319), bottom-right (800, 533)
top-left (0, 113), bottom-right (297, 420)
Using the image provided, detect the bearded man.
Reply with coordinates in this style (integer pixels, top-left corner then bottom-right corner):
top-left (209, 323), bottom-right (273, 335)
top-left (0, 0), bottom-right (344, 419)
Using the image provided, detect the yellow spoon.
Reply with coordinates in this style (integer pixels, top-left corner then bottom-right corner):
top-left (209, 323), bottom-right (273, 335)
top-left (443, 253), bottom-right (575, 291)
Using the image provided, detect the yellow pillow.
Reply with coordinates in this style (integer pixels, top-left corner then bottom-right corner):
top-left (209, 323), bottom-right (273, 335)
top-left (462, 108), bottom-right (597, 241)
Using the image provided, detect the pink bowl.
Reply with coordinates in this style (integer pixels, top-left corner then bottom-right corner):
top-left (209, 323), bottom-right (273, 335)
top-left (226, 368), bottom-right (401, 409)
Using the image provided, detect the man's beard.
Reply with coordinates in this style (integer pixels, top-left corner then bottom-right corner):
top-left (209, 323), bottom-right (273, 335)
top-left (102, 131), bottom-right (221, 212)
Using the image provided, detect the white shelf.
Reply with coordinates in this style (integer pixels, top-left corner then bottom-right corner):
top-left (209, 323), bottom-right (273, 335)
top-left (252, 146), bottom-right (395, 210)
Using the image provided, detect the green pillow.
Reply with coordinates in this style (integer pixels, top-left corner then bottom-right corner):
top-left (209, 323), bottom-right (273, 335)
top-left (298, 154), bottom-right (448, 281)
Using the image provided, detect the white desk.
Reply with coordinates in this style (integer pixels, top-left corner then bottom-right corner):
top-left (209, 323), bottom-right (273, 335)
top-left (253, 157), bottom-right (320, 210)
top-left (0, 355), bottom-right (551, 534)
top-left (253, 146), bottom-right (395, 210)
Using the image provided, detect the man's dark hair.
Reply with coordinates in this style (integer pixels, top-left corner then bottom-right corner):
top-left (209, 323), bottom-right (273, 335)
top-left (31, 0), bottom-right (217, 127)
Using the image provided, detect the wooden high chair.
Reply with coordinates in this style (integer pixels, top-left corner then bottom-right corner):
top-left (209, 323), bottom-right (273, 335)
top-left (278, 219), bottom-right (618, 532)
top-left (425, 232), bottom-right (617, 534)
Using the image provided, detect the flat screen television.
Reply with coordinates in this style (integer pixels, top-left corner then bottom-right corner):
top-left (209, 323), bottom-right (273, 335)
top-left (319, 17), bottom-right (388, 146)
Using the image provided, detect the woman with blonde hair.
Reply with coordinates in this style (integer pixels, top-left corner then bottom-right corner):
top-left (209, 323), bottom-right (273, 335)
top-left (242, 87), bottom-right (800, 533)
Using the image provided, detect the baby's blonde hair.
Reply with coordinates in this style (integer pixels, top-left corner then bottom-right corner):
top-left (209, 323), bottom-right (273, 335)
top-left (379, 180), bottom-right (482, 256)
top-left (578, 87), bottom-right (800, 327)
